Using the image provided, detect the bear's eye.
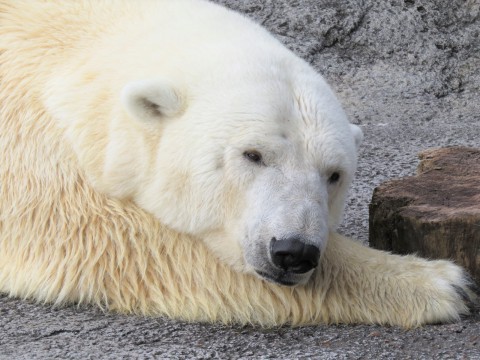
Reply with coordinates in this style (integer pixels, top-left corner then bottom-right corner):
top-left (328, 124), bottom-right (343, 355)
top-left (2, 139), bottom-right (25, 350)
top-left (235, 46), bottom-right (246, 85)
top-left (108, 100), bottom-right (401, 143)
top-left (328, 172), bottom-right (341, 184)
top-left (243, 150), bottom-right (263, 164)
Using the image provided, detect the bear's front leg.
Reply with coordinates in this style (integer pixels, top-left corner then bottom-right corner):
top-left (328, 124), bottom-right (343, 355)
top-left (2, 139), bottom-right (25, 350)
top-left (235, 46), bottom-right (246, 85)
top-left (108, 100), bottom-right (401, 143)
top-left (318, 232), bottom-right (478, 327)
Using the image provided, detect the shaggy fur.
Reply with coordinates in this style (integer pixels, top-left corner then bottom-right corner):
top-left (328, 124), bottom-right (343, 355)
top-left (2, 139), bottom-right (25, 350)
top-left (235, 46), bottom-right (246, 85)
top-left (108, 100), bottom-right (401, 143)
top-left (0, 0), bottom-right (477, 328)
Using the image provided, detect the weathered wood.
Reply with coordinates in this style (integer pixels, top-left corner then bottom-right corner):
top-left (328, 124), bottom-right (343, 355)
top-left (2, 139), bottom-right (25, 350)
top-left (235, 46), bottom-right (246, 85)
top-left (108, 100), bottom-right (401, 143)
top-left (369, 147), bottom-right (480, 283)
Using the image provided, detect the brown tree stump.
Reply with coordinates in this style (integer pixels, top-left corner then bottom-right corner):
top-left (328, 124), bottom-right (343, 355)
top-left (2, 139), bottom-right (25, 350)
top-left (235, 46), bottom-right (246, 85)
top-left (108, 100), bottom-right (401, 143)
top-left (369, 147), bottom-right (480, 284)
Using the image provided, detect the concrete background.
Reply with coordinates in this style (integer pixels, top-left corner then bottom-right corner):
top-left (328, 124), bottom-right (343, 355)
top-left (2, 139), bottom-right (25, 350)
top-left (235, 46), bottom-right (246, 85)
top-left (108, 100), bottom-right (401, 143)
top-left (1, 0), bottom-right (479, 358)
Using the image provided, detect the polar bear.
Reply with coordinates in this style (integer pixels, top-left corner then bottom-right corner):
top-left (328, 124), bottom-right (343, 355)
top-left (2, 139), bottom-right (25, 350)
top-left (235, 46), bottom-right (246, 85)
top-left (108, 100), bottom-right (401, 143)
top-left (0, 0), bottom-right (477, 327)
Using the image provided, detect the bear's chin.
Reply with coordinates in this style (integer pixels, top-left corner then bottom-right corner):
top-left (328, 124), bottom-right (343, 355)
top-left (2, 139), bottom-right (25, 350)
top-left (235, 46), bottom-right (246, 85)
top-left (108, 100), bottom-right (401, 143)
top-left (254, 269), bottom-right (315, 287)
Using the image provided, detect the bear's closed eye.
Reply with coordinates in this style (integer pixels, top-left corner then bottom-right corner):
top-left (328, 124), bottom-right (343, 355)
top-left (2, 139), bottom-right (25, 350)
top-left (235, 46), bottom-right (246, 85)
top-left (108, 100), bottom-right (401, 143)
top-left (243, 150), bottom-right (263, 164)
top-left (328, 172), bottom-right (340, 184)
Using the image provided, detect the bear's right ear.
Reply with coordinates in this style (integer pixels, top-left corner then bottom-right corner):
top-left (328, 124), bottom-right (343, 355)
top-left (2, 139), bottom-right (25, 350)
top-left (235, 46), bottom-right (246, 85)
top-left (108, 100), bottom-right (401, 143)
top-left (349, 123), bottom-right (363, 151)
top-left (121, 79), bottom-right (184, 122)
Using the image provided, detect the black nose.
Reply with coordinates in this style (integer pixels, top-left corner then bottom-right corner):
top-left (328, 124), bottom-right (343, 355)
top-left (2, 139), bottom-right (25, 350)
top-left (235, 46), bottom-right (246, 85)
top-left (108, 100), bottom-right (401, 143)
top-left (270, 237), bottom-right (320, 274)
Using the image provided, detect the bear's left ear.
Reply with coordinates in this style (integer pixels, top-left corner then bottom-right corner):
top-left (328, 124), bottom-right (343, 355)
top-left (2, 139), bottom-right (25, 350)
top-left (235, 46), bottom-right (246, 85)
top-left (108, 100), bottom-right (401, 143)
top-left (121, 79), bottom-right (184, 122)
top-left (349, 124), bottom-right (363, 151)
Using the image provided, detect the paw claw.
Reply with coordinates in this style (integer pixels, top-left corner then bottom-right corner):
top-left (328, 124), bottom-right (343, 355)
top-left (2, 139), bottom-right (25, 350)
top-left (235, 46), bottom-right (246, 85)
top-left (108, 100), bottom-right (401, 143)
top-left (456, 272), bottom-right (479, 313)
top-left (452, 284), bottom-right (471, 305)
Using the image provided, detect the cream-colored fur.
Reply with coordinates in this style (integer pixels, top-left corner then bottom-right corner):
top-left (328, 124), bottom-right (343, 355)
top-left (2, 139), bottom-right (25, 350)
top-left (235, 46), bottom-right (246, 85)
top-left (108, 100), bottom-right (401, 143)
top-left (0, 0), bottom-right (477, 328)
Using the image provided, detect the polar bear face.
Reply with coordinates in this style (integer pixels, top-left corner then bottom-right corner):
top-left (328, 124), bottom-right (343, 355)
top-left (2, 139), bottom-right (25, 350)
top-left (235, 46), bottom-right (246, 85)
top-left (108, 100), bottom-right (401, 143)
top-left (39, 1), bottom-right (362, 287)
top-left (45, 40), bottom-right (361, 286)
top-left (119, 62), bottom-right (363, 286)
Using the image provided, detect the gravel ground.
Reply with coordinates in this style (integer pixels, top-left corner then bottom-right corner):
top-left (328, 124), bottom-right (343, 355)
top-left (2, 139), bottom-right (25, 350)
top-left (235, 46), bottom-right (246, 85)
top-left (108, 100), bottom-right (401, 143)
top-left (1, 0), bottom-right (479, 358)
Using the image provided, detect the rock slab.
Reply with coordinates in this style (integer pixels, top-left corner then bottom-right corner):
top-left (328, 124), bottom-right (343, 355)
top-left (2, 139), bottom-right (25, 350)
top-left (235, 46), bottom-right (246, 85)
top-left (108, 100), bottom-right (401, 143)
top-left (369, 147), bottom-right (480, 283)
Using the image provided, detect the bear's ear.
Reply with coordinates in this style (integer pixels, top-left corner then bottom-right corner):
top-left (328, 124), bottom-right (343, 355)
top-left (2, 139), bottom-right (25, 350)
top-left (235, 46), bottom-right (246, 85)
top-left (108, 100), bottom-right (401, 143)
top-left (121, 79), bottom-right (184, 122)
top-left (349, 124), bottom-right (363, 151)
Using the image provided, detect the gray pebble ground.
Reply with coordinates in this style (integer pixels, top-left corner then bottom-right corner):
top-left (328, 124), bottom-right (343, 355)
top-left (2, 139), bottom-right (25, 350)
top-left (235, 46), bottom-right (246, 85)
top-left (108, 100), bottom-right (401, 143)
top-left (1, 0), bottom-right (479, 358)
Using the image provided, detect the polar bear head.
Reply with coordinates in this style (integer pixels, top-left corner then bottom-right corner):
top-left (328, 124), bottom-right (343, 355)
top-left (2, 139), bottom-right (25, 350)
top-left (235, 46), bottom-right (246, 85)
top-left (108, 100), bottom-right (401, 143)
top-left (115, 59), bottom-right (363, 286)
top-left (45, 13), bottom-right (362, 287)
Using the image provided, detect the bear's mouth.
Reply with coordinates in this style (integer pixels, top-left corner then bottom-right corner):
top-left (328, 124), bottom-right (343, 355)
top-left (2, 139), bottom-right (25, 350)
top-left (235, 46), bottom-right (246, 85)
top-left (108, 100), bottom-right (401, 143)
top-left (255, 270), bottom-right (301, 286)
